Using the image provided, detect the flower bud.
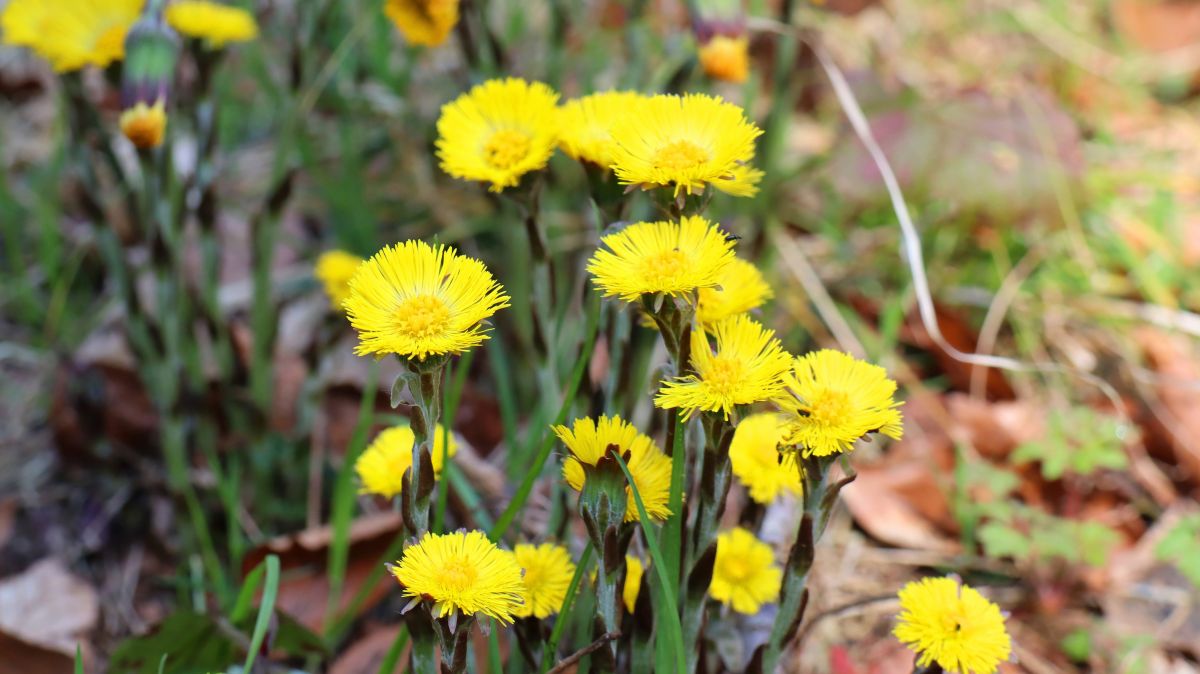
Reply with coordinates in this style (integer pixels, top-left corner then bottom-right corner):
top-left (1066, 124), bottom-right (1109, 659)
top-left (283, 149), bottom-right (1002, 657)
top-left (693, 0), bottom-right (749, 83)
top-left (119, 9), bottom-right (179, 149)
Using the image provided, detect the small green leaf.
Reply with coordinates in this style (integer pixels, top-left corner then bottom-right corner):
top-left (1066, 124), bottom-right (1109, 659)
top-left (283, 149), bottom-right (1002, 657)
top-left (978, 522), bottom-right (1031, 559)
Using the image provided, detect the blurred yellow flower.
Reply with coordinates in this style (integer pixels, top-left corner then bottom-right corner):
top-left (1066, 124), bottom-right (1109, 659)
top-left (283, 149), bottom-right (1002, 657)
top-left (587, 215), bottom-right (735, 303)
top-left (512, 542), bottom-right (576, 619)
top-left (344, 241), bottom-right (509, 360)
top-left (709, 527), bottom-right (781, 614)
top-left (166, 1), bottom-right (258, 47)
top-left (1, 0), bottom-right (144, 72)
top-left (699, 35), bottom-right (750, 83)
top-left (776, 349), bottom-right (903, 457)
top-left (354, 424), bottom-right (457, 499)
top-left (314, 250), bottom-right (364, 311)
top-left (555, 415), bottom-right (672, 522)
top-left (608, 93), bottom-right (762, 197)
top-left (894, 577), bottom-right (1011, 674)
top-left (436, 78), bottom-right (560, 192)
top-left (384, 0), bottom-right (459, 47)
top-left (696, 257), bottom-right (772, 328)
top-left (390, 530), bottom-right (525, 624)
top-left (623, 555), bottom-right (645, 613)
top-left (656, 315), bottom-right (791, 420)
top-left (729, 413), bottom-right (801, 504)
top-left (119, 101), bottom-right (167, 150)
top-left (558, 91), bottom-right (643, 168)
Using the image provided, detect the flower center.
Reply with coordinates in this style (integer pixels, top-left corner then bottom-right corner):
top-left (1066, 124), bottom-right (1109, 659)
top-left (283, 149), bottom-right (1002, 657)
top-left (395, 294), bottom-right (452, 340)
top-left (435, 557), bottom-right (479, 593)
top-left (638, 249), bottom-right (691, 288)
top-left (704, 356), bottom-right (746, 397)
top-left (484, 129), bottom-right (532, 170)
top-left (805, 389), bottom-right (853, 426)
top-left (653, 140), bottom-right (709, 171)
top-left (720, 556), bottom-right (752, 582)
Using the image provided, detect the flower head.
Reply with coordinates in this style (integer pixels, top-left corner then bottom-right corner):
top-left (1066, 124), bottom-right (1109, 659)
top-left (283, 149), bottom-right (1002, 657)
top-left (2, 0), bottom-right (144, 72)
top-left (512, 543), bottom-right (576, 619)
top-left (119, 101), bottom-right (167, 149)
top-left (656, 315), bottom-right (791, 420)
top-left (355, 424), bottom-right (457, 499)
top-left (776, 349), bottom-right (903, 457)
top-left (587, 215), bottom-right (736, 303)
top-left (696, 257), bottom-right (772, 328)
top-left (710, 527), bottom-right (781, 614)
top-left (730, 413), bottom-right (801, 504)
top-left (555, 415), bottom-right (672, 522)
top-left (608, 93), bottom-right (762, 197)
top-left (894, 577), bottom-right (1012, 674)
top-left (699, 35), bottom-right (750, 83)
top-left (558, 91), bottom-right (643, 168)
top-left (390, 530), bottom-right (525, 624)
top-left (166, 1), bottom-right (258, 47)
top-left (344, 241), bottom-right (509, 360)
top-left (436, 78), bottom-right (560, 192)
top-left (314, 250), bottom-right (364, 310)
top-left (384, 0), bottom-right (459, 47)
top-left (623, 555), bottom-right (645, 612)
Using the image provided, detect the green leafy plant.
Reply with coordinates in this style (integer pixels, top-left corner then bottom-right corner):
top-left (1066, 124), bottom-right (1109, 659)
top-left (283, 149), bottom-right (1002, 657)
top-left (1155, 513), bottom-right (1200, 588)
top-left (1012, 407), bottom-right (1128, 480)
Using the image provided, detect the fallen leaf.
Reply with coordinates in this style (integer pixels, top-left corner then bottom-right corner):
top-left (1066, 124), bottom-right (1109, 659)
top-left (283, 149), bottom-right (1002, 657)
top-left (841, 469), bottom-right (959, 552)
top-left (0, 559), bottom-right (97, 671)
top-left (1134, 328), bottom-right (1200, 485)
top-left (946, 394), bottom-right (1044, 461)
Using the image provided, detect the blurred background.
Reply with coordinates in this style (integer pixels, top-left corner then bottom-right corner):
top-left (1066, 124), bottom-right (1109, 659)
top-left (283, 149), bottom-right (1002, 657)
top-left (1, 0), bottom-right (1199, 672)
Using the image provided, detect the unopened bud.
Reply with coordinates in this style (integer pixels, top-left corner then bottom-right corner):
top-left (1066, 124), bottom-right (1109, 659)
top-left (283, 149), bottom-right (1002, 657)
top-left (119, 8), bottom-right (179, 149)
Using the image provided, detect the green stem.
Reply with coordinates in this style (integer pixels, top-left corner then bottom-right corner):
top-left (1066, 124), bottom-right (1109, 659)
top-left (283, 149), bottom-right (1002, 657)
top-left (682, 417), bottom-right (734, 671)
top-left (405, 361), bottom-right (445, 537)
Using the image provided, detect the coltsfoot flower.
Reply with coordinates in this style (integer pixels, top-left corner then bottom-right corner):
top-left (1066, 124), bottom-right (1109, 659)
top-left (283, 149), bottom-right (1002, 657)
top-left (699, 35), bottom-right (750, 83)
top-left (555, 415), bottom-right (672, 522)
top-left (709, 527), bottom-right (781, 614)
top-left (776, 349), bottom-right (903, 457)
top-left (608, 93), bottom-right (762, 197)
top-left (344, 241), bottom-right (509, 360)
top-left (558, 91), bottom-right (644, 168)
top-left (894, 577), bottom-right (1012, 674)
top-left (512, 542), bottom-right (576, 619)
top-left (390, 530), bottom-right (525, 624)
top-left (729, 413), bottom-right (801, 504)
top-left (166, 1), bottom-right (258, 48)
top-left (587, 215), bottom-right (735, 303)
top-left (384, 0), bottom-right (459, 47)
top-left (696, 257), bottom-right (772, 329)
top-left (119, 101), bottom-right (167, 149)
top-left (314, 250), bottom-right (364, 310)
top-left (656, 315), bottom-right (791, 420)
top-left (1, 0), bottom-right (144, 72)
top-left (355, 424), bottom-right (457, 499)
top-left (436, 78), bottom-right (560, 192)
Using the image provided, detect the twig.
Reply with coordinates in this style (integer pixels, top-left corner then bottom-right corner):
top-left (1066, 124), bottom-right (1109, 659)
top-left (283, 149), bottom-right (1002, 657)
top-left (545, 631), bottom-right (622, 674)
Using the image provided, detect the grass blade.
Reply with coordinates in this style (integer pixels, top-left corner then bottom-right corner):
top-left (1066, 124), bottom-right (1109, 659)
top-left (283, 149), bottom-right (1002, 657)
top-left (613, 453), bottom-right (686, 674)
top-left (376, 627), bottom-right (410, 674)
top-left (243, 554), bottom-right (280, 672)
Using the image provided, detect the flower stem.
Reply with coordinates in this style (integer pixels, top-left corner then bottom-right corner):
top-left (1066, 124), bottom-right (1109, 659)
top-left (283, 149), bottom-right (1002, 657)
top-left (404, 362), bottom-right (444, 536)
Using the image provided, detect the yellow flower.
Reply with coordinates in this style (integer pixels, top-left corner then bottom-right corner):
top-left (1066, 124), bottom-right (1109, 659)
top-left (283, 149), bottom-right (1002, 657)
top-left (314, 250), bottom-right (364, 310)
top-left (709, 527), bottom-right (781, 614)
top-left (1, 0), bottom-right (144, 72)
top-left (119, 101), bottom-right (167, 150)
top-left (729, 413), bottom-right (801, 504)
top-left (696, 257), bottom-right (772, 328)
top-left (776, 349), bottom-right (903, 457)
top-left (587, 215), bottom-right (736, 303)
top-left (699, 35), bottom-right (750, 83)
top-left (656, 315), bottom-right (791, 420)
top-left (555, 415), bottom-right (672, 522)
top-left (355, 424), bottom-right (457, 499)
top-left (390, 530), bottom-right (525, 624)
top-left (384, 0), bottom-right (459, 47)
top-left (436, 78), bottom-right (560, 192)
top-left (623, 555), bottom-right (645, 613)
top-left (894, 577), bottom-right (1012, 674)
top-left (166, 1), bottom-right (258, 48)
top-left (608, 93), bottom-right (762, 197)
top-left (344, 240), bottom-right (509, 360)
top-left (558, 90), bottom-right (643, 168)
top-left (512, 542), bottom-right (576, 619)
